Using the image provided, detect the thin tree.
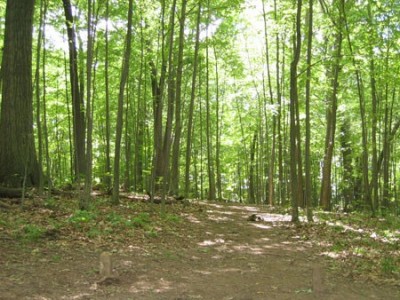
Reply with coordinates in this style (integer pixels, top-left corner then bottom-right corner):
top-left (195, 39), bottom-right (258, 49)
top-left (34, 0), bottom-right (48, 195)
top-left (205, 8), bottom-right (216, 200)
top-left (184, 1), bottom-right (202, 198)
top-left (62, 0), bottom-right (86, 180)
top-left (289, 0), bottom-right (302, 222)
top-left (342, 2), bottom-right (371, 210)
top-left (262, 0), bottom-right (276, 206)
top-left (213, 45), bottom-right (223, 201)
top-left (112, 0), bottom-right (134, 205)
top-left (304, 0), bottom-right (313, 221)
top-left (319, 0), bottom-right (343, 211)
top-left (104, 0), bottom-right (112, 190)
top-left (170, 0), bottom-right (188, 197)
top-left (82, 0), bottom-right (96, 210)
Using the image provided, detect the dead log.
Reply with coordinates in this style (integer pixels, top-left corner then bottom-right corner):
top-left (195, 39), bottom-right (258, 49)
top-left (0, 187), bottom-right (22, 198)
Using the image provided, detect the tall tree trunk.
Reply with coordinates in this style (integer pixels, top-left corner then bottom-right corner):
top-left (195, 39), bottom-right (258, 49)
top-left (104, 0), bottom-right (112, 190)
top-left (340, 119), bottom-right (354, 211)
top-left (112, 0), bottom-right (134, 205)
top-left (343, 4), bottom-right (371, 210)
top-left (320, 0), bottom-right (343, 211)
top-left (367, 2), bottom-right (378, 214)
top-left (289, 0), bottom-right (302, 222)
top-left (124, 85), bottom-right (132, 191)
top-left (171, 0), bottom-right (188, 197)
top-left (205, 22), bottom-right (216, 201)
top-left (160, 0), bottom-right (178, 208)
top-left (273, 0), bottom-right (284, 205)
top-left (62, 0), bottom-right (86, 180)
top-left (0, 0), bottom-right (40, 187)
top-left (42, 20), bottom-right (51, 195)
top-left (149, 0), bottom-right (168, 199)
top-left (34, 0), bottom-right (47, 194)
top-left (184, 2), bottom-right (201, 198)
top-left (213, 46), bottom-right (223, 201)
top-left (262, 0), bottom-right (275, 206)
top-left (249, 132), bottom-right (257, 204)
top-left (134, 17), bottom-right (145, 192)
top-left (82, 0), bottom-right (96, 210)
top-left (304, 0), bottom-right (313, 221)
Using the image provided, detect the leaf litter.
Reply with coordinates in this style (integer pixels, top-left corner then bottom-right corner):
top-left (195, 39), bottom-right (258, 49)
top-left (0, 195), bottom-right (399, 299)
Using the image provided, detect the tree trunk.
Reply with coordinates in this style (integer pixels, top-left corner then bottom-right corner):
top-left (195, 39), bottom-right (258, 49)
top-left (184, 2), bottom-right (201, 198)
top-left (205, 28), bottom-right (216, 201)
top-left (343, 4), bottom-right (371, 210)
top-left (367, 3), bottom-right (378, 213)
top-left (112, 0), bottom-right (134, 205)
top-left (104, 0), bottom-right (112, 190)
top-left (340, 119), bottom-right (354, 211)
top-left (34, 0), bottom-right (47, 194)
top-left (249, 132), bottom-right (257, 204)
top-left (304, 0), bottom-right (314, 221)
top-left (213, 46), bottom-right (223, 201)
top-left (320, 0), bottom-right (343, 211)
top-left (289, 0), bottom-right (302, 222)
top-left (170, 0), bottom-right (187, 197)
top-left (62, 0), bottom-right (86, 180)
top-left (160, 0), bottom-right (178, 206)
top-left (0, 0), bottom-right (40, 187)
top-left (82, 0), bottom-right (96, 210)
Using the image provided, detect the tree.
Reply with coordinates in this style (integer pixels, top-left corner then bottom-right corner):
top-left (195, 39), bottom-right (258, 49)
top-left (304, 0), bottom-right (314, 221)
top-left (289, 0), bottom-right (302, 222)
top-left (319, 0), bottom-right (344, 211)
top-left (184, 1), bottom-right (202, 198)
top-left (112, 0), bottom-right (134, 205)
top-left (62, 0), bottom-right (87, 180)
top-left (170, 0), bottom-right (188, 197)
top-left (0, 0), bottom-right (40, 188)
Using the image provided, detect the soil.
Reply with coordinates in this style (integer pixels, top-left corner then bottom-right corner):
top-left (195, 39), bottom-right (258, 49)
top-left (0, 201), bottom-right (399, 299)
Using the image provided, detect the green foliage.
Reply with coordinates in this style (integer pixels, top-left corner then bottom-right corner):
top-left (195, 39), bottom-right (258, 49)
top-left (19, 224), bottom-right (44, 242)
top-left (380, 256), bottom-right (399, 275)
top-left (130, 212), bottom-right (151, 229)
top-left (2, 0), bottom-right (399, 213)
top-left (68, 210), bottom-right (97, 227)
top-left (145, 228), bottom-right (158, 238)
top-left (106, 211), bottom-right (125, 226)
top-left (43, 197), bottom-right (58, 210)
top-left (163, 213), bottom-right (182, 223)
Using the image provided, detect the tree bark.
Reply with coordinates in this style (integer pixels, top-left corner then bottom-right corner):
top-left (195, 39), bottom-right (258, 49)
top-left (184, 2), bottom-right (202, 198)
top-left (304, 0), bottom-right (314, 221)
top-left (0, 0), bottom-right (40, 188)
top-left (320, 0), bottom-right (343, 211)
top-left (289, 0), bottom-right (302, 222)
top-left (112, 0), bottom-right (134, 205)
top-left (62, 0), bottom-right (86, 180)
top-left (170, 0), bottom-right (187, 197)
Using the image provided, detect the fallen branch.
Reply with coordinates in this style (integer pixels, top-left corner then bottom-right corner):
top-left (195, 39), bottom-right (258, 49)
top-left (0, 186), bottom-right (22, 198)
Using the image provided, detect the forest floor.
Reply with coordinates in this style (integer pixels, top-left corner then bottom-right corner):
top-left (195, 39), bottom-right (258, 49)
top-left (0, 194), bottom-right (399, 299)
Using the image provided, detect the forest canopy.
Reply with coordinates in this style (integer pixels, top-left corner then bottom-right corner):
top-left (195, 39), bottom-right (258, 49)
top-left (0, 0), bottom-right (400, 218)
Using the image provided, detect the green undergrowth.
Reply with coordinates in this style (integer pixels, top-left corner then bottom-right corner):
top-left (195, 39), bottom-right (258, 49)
top-left (0, 196), bottom-right (189, 246)
top-left (301, 210), bottom-right (400, 283)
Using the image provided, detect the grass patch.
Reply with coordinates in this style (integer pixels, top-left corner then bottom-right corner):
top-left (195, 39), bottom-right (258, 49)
top-left (19, 224), bottom-right (44, 242)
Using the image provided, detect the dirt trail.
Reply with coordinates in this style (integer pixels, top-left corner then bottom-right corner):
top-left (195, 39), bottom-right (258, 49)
top-left (1, 202), bottom-right (399, 299)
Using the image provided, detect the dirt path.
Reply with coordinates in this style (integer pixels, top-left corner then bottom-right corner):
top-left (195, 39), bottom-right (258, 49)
top-left (1, 202), bottom-right (399, 299)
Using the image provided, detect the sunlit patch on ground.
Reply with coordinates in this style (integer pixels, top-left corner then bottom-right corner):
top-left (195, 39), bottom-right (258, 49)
top-left (229, 205), bottom-right (259, 212)
top-left (183, 213), bottom-right (201, 224)
top-left (129, 277), bottom-right (173, 293)
top-left (250, 223), bottom-right (272, 230)
top-left (232, 244), bottom-right (265, 255)
top-left (198, 238), bottom-right (225, 246)
top-left (207, 212), bottom-right (234, 222)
